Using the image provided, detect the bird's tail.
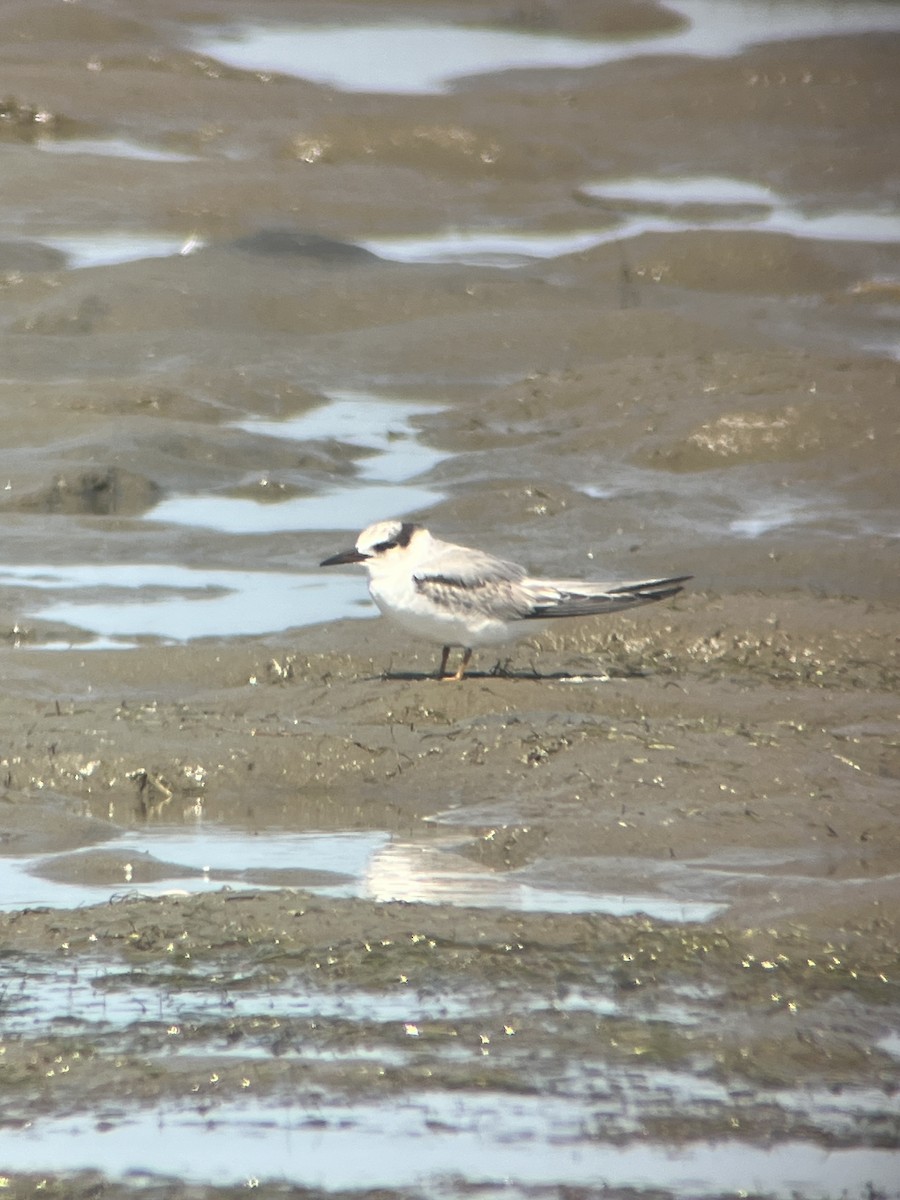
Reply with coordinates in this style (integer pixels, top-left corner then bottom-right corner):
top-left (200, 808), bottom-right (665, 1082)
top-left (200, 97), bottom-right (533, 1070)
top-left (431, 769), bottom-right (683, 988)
top-left (526, 575), bottom-right (691, 619)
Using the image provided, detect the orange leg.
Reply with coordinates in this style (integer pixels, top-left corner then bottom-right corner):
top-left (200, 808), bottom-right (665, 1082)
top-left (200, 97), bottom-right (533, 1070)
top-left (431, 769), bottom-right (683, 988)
top-left (448, 647), bottom-right (473, 682)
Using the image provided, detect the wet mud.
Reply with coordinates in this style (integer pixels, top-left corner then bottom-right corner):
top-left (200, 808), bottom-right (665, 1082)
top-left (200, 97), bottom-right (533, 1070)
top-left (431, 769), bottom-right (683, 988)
top-left (3, 597), bottom-right (899, 1196)
top-left (1, 0), bottom-right (899, 1196)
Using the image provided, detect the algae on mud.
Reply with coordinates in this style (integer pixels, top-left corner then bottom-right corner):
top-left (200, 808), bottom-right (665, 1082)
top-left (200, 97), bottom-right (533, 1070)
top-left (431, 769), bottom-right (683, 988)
top-left (2, 594), bottom-right (899, 1193)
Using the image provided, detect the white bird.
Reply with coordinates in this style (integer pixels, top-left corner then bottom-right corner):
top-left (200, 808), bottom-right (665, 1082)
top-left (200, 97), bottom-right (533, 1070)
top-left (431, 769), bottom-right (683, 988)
top-left (321, 519), bottom-right (691, 681)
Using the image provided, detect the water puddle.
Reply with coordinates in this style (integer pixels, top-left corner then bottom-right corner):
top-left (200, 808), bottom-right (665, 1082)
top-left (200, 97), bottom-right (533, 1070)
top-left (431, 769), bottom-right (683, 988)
top-left (24, 189), bottom-right (897, 282)
top-left (580, 461), bottom-right (898, 543)
top-left (0, 1103), bottom-right (895, 1196)
top-left (2, 564), bottom-right (368, 645)
top-left (580, 176), bottom-right (900, 246)
top-left (864, 336), bottom-right (900, 363)
top-left (5, 391), bottom-right (445, 645)
top-left (366, 841), bottom-right (725, 922)
top-left (1, 943), bottom-right (729, 1048)
top-left (188, 23), bottom-right (643, 95)
top-left (147, 483), bottom-right (438, 536)
top-left (147, 390), bottom-right (447, 535)
top-left (188, 2), bottom-right (900, 95)
top-left (35, 232), bottom-right (203, 270)
top-left (0, 956), bottom-right (513, 1036)
top-left (667, 0), bottom-right (900, 58)
top-left (591, 177), bottom-right (780, 207)
top-left (361, 228), bottom-right (619, 267)
top-left (354, 172), bottom-right (900, 280)
top-left (34, 136), bottom-right (200, 164)
top-left (1, 824), bottom-right (727, 923)
top-left (233, 394), bottom-right (447, 483)
top-left (365, 176), bottom-right (900, 269)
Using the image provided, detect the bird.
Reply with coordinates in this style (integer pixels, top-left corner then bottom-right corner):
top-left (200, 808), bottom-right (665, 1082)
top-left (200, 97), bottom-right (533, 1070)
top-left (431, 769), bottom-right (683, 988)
top-left (320, 519), bottom-right (691, 681)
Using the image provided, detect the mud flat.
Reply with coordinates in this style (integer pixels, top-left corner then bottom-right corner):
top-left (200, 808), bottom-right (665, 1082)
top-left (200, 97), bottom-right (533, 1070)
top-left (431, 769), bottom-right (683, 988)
top-left (1, 0), bottom-right (899, 1194)
top-left (2, 592), bottom-right (899, 1197)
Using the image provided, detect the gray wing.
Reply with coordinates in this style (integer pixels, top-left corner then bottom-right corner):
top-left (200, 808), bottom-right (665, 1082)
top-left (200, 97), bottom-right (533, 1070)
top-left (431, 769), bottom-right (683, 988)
top-left (413, 542), bottom-right (535, 621)
top-left (415, 535), bottom-right (689, 623)
top-left (520, 575), bottom-right (691, 620)
top-left (422, 539), bottom-right (527, 586)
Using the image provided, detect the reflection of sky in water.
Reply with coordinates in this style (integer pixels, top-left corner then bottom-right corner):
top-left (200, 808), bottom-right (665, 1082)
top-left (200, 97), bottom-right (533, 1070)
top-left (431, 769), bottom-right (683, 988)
top-left (580, 177), bottom-right (900, 245)
top-left (580, 462), bottom-right (899, 543)
top-left (148, 484), bottom-right (438, 535)
top-left (6, 392), bottom-right (445, 645)
top-left (35, 136), bottom-right (199, 163)
top-left (0, 1103), bottom-right (894, 1195)
top-left (1, 824), bottom-right (724, 923)
top-left (665, 0), bottom-right (900, 57)
top-left (233, 395), bottom-right (447, 483)
top-left (191, 24), bottom-right (616, 94)
top-left (362, 229), bottom-right (622, 267)
top-left (365, 841), bottom-right (725, 922)
top-left (591, 177), bottom-right (779, 206)
top-left (38, 232), bottom-right (203, 269)
top-left (149, 391), bottom-right (446, 534)
top-left (4, 564), bottom-right (368, 644)
top-left (363, 178), bottom-right (900, 266)
top-left (44, 181), bottom-right (892, 276)
top-left (26, 175), bottom-right (899, 275)
top-left (0, 954), bottom-right (511, 1031)
top-left (0, 828), bottom-right (388, 911)
top-left (189, 2), bottom-right (900, 94)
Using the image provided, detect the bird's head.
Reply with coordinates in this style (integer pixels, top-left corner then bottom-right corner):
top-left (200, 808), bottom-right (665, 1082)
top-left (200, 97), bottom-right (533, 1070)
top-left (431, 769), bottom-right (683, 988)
top-left (320, 519), bottom-right (423, 568)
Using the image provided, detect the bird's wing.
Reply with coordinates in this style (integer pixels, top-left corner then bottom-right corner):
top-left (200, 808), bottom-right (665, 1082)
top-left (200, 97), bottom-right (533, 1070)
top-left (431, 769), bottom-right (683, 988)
top-left (520, 575), bottom-right (691, 620)
top-left (415, 536), bottom-right (690, 623)
top-left (423, 540), bottom-right (527, 585)
top-left (412, 545), bottom-right (534, 622)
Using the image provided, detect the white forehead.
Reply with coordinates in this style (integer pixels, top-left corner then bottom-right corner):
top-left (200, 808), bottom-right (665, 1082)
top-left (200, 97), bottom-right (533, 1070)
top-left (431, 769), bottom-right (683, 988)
top-left (355, 519), bottom-right (407, 554)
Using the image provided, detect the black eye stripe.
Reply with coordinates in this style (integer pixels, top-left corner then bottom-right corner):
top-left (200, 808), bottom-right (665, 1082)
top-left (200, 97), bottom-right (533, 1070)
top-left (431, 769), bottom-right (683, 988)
top-left (365, 522), bottom-right (420, 555)
top-left (372, 523), bottom-right (418, 554)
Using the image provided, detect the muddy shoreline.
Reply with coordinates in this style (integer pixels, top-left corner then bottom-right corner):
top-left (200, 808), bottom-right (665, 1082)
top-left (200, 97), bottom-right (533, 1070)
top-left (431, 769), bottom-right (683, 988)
top-left (3, 591), bottom-right (900, 920)
top-left (2, 0), bottom-right (899, 1193)
top-left (3, 590), bottom-right (900, 1194)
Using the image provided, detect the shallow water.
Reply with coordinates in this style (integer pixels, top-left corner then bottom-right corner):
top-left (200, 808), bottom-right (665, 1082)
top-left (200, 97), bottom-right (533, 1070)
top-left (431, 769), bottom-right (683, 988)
top-left (35, 135), bottom-right (201, 164)
top-left (7, 382), bottom-right (893, 646)
top-left (361, 227), bottom-right (626, 266)
top-left (0, 955), bottom-right (518, 1033)
top-left (1, 1109), bottom-right (896, 1195)
top-left (2, 2), bottom-right (899, 1195)
top-left (190, 1), bottom-right (900, 94)
top-left (36, 232), bottom-right (204, 270)
top-left (579, 177), bottom-right (900, 248)
top-left (0, 1084), bottom-right (897, 1195)
top-left (364, 183), bottom-right (900, 270)
top-left (0, 823), bottom-right (726, 923)
top-left (1, 564), bottom-right (368, 644)
top-left (190, 23), bottom-right (625, 95)
top-left (150, 391), bottom-right (448, 533)
top-left (8, 391), bottom-right (446, 643)
top-left (232, 392), bottom-right (449, 483)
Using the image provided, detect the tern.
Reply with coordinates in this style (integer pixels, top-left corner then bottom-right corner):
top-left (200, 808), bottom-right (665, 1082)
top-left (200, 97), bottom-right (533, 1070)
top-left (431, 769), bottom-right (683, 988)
top-left (321, 519), bottom-right (690, 680)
